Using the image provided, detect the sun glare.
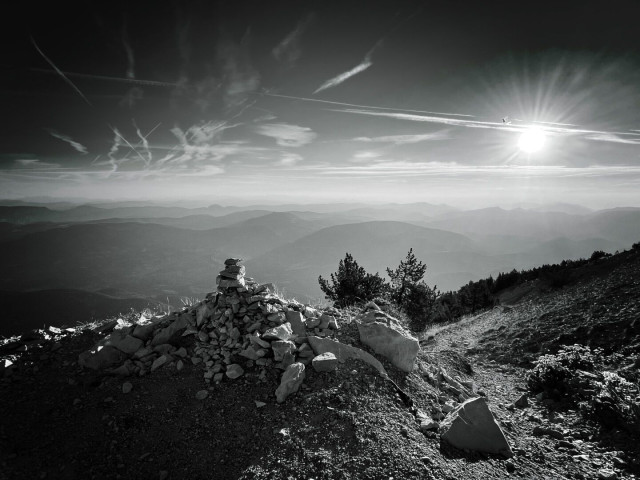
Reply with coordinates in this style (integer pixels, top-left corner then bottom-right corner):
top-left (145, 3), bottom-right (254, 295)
top-left (518, 127), bottom-right (546, 153)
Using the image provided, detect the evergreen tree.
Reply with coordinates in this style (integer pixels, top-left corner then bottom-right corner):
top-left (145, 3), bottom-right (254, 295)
top-left (318, 253), bottom-right (386, 307)
top-left (386, 248), bottom-right (427, 305)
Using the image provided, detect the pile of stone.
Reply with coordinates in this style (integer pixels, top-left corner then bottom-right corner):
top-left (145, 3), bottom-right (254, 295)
top-left (79, 259), bottom-right (344, 402)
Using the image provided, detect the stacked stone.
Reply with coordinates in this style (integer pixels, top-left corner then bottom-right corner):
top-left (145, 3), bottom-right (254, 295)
top-left (192, 259), bottom-right (343, 399)
top-left (78, 259), bottom-right (343, 401)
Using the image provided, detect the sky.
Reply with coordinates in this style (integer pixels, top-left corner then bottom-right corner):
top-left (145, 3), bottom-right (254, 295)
top-left (2, 0), bottom-right (640, 208)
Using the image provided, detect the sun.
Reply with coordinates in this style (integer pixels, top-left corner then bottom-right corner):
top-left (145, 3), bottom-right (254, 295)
top-left (518, 127), bottom-right (546, 153)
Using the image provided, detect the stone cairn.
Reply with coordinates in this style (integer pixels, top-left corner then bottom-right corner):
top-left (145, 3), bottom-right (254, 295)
top-left (79, 258), bottom-right (343, 402)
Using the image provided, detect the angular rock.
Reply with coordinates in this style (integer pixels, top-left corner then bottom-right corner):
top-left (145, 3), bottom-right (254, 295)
top-left (239, 346), bottom-right (261, 361)
top-left (78, 346), bottom-right (126, 370)
top-left (312, 352), bottom-right (338, 372)
top-left (307, 336), bottom-right (387, 377)
top-left (131, 322), bottom-right (157, 341)
top-left (151, 314), bottom-right (190, 346)
top-left (272, 340), bottom-right (296, 361)
top-left (514, 393), bottom-right (529, 408)
top-left (195, 302), bottom-right (213, 328)
top-left (224, 258), bottom-right (243, 266)
top-left (104, 333), bottom-right (143, 355)
top-left (356, 310), bottom-right (419, 372)
top-left (440, 397), bottom-right (513, 457)
top-left (262, 323), bottom-right (294, 341)
top-left (285, 311), bottom-right (307, 336)
top-left (275, 362), bottom-right (305, 403)
top-left (226, 364), bottom-right (244, 379)
top-left (151, 355), bottom-right (171, 372)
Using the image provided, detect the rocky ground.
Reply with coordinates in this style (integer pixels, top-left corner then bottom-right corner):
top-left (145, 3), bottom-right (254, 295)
top-left (1, 250), bottom-right (639, 479)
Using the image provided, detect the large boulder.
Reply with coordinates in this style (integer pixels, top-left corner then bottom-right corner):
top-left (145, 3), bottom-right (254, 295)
top-left (356, 310), bottom-right (419, 372)
top-left (103, 333), bottom-right (143, 355)
top-left (439, 397), bottom-right (513, 458)
top-left (151, 314), bottom-right (190, 346)
top-left (307, 336), bottom-right (387, 377)
top-left (275, 362), bottom-right (305, 403)
top-left (78, 346), bottom-right (126, 370)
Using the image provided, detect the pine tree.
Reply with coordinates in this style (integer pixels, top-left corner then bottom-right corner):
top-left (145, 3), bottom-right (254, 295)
top-left (318, 253), bottom-right (386, 307)
top-left (386, 248), bottom-right (427, 305)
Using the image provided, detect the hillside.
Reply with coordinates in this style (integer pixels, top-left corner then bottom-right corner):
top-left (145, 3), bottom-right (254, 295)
top-left (1, 250), bottom-right (638, 479)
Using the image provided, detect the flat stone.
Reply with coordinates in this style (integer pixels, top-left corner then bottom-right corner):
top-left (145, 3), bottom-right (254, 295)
top-left (255, 401), bottom-right (267, 408)
top-left (356, 310), bottom-right (419, 372)
top-left (151, 314), bottom-right (190, 346)
top-left (224, 258), bottom-right (243, 266)
top-left (262, 323), bottom-right (294, 341)
top-left (285, 311), bottom-right (307, 336)
top-left (440, 397), bottom-right (513, 458)
top-left (275, 363), bottom-right (305, 403)
top-left (226, 364), bottom-right (244, 379)
top-left (312, 352), bottom-right (338, 372)
top-left (104, 333), bottom-right (144, 355)
top-left (307, 336), bottom-right (387, 377)
top-left (195, 302), bottom-right (214, 327)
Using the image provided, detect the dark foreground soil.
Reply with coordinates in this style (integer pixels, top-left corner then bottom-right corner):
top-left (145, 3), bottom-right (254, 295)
top-left (1, 250), bottom-right (639, 480)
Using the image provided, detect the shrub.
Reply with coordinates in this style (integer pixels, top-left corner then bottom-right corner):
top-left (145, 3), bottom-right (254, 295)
top-left (403, 281), bottom-right (439, 332)
top-left (318, 253), bottom-right (387, 308)
top-left (526, 344), bottom-right (601, 395)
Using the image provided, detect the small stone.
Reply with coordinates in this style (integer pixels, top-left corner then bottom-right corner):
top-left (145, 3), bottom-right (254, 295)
top-left (255, 401), bottom-right (267, 408)
top-left (122, 382), bottom-right (133, 394)
top-left (505, 459), bottom-right (516, 473)
top-left (420, 420), bottom-right (439, 432)
top-left (226, 364), bottom-right (244, 379)
top-left (312, 352), bottom-right (338, 372)
top-left (73, 398), bottom-right (81, 406)
top-left (176, 360), bottom-right (184, 371)
top-left (275, 363), bottom-right (305, 403)
top-left (514, 393), bottom-right (529, 408)
top-left (195, 390), bottom-right (209, 400)
top-left (598, 469), bottom-right (617, 479)
top-left (159, 470), bottom-right (169, 480)
top-left (151, 355), bottom-right (170, 372)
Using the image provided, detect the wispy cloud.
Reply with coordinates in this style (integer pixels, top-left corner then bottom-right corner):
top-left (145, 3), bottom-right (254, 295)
top-left (256, 123), bottom-right (317, 147)
top-left (585, 133), bottom-right (640, 145)
top-left (272, 13), bottom-right (314, 68)
top-left (253, 91), bottom-right (474, 117)
top-left (334, 108), bottom-right (640, 144)
top-left (314, 41), bottom-right (380, 94)
top-left (277, 152), bottom-right (303, 166)
top-left (353, 131), bottom-right (449, 144)
top-left (15, 159), bottom-right (61, 169)
top-left (47, 130), bottom-right (88, 154)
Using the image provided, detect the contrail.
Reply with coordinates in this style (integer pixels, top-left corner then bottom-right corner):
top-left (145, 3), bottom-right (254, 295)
top-left (30, 36), bottom-right (92, 106)
top-left (252, 90), bottom-right (475, 117)
top-left (108, 124), bottom-right (147, 164)
top-left (27, 66), bottom-right (178, 88)
top-left (314, 42), bottom-right (379, 94)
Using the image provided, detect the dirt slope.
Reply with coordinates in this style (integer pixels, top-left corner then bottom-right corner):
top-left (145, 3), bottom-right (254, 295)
top-left (1, 249), bottom-right (638, 479)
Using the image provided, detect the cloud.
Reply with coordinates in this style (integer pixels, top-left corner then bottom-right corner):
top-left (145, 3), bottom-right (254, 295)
top-left (47, 130), bottom-right (88, 154)
top-left (334, 108), bottom-right (640, 144)
top-left (351, 151), bottom-right (383, 163)
top-left (14, 159), bottom-right (61, 169)
top-left (256, 123), bottom-right (317, 147)
top-left (272, 13), bottom-right (314, 68)
top-left (314, 41), bottom-right (381, 94)
top-left (585, 133), bottom-right (640, 145)
top-left (277, 152), bottom-right (303, 166)
top-left (353, 131), bottom-right (450, 144)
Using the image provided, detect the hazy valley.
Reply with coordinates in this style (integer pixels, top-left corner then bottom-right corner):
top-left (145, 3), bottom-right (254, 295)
top-left (1, 200), bottom-right (638, 336)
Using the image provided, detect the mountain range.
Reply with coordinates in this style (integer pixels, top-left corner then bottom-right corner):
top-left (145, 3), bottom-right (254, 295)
top-left (0, 200), bottom-right (638, 335)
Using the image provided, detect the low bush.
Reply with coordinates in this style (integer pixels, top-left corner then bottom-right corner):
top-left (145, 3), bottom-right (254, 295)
top-left (527, 345), bottom-right (640, 432)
